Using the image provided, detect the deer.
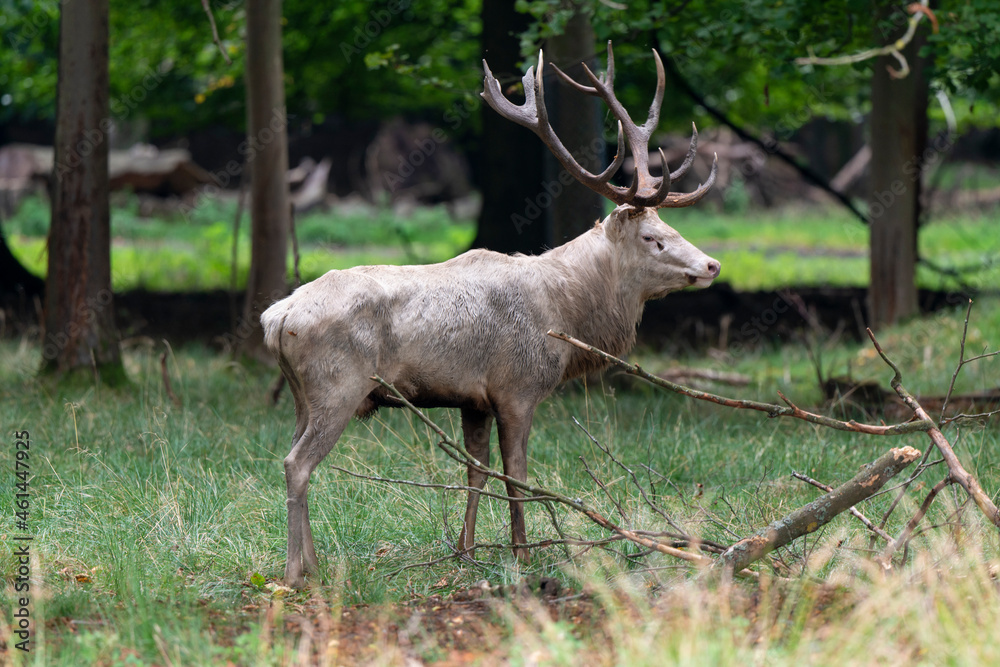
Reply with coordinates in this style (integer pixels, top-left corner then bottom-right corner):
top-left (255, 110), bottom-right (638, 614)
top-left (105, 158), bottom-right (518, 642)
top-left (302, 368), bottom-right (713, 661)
top-left (262, 42), bottom-right (720, 588)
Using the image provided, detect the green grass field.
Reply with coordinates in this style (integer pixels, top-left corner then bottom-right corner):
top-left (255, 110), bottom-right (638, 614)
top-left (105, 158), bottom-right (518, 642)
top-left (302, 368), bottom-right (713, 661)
top-left (1, 293), bottom-right (998, 664)
top-left (6, 193), bottom-right (1000, 293)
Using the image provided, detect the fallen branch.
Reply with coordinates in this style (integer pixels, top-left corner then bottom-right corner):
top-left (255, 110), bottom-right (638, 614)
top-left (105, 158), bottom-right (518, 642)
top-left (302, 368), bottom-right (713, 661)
top-left (791, 471), bottom-right (893, 543)
top-left (720, 447), bottom-right (922, 573)
top-left (547, 330), bottom-right (934, 436)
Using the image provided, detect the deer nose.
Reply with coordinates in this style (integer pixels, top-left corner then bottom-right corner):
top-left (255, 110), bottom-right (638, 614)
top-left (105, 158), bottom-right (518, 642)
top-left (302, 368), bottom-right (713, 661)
top-left (706, 260), bottom-right (721, 277)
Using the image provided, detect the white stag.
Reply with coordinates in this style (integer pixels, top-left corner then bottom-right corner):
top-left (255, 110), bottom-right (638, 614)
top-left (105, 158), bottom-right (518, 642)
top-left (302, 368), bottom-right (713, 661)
top-left (262, 43), bottom-right (720, 587)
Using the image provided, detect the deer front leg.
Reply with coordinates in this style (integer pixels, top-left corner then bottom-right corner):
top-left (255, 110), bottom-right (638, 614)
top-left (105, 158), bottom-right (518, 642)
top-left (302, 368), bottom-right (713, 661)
top-left (497, 405), bottom-right (536, 562)
top-left (457, 408), bottom-right (493, 558)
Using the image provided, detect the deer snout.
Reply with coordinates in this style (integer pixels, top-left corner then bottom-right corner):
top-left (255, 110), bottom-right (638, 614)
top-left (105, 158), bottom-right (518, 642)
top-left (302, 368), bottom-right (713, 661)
top-left (687, 257), bottom-right (720, 289)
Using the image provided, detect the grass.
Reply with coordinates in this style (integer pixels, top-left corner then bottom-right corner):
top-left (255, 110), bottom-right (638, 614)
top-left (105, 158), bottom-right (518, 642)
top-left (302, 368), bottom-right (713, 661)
top-left (4, 194), bottom-right (478, 293)
top-left (0, 296), bottom-right (998, 664)
top-left (5, 193), bottom-right (1000, 292)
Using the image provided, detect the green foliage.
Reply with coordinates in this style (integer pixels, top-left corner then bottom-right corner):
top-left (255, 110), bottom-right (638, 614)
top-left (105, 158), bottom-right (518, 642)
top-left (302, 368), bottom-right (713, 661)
top-left (0, 0), bottom-right (484, 136)
top-left (516, 0), bottom-right (1000, 134)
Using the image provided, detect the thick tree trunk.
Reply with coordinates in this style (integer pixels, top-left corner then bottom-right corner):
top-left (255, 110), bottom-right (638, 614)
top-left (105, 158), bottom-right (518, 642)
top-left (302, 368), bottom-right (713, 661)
top-left (544, 13), bottom-right (605, 244)
top-left (241, 0), bottom-right (290, 356)
top-left (42, 0), bottom-right (123, 381)
top-left (868, 9), bottom-right (929, 328)
top-left (471, 0), bottom-right (549, 254)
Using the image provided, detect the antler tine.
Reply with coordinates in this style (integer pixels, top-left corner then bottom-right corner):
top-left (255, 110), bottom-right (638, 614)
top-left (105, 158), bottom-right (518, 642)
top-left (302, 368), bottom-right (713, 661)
top-left (657, 153), bottom-right (719, 208)
top-left (481, 59), bottom-right (540, 131)
top-left (482, 50), bottom-right (630, 202)
top-left (594, 121), bottom-right (626, 184)
top-left (550, 62), bottom-right (596, 95)
top-left (550, 40), bottom-right (616, 96)
top-left (643, 50), bottom-right (666, 135)
top-left (669, 123), bottom-right (699, 182)
top-left (637, 148), bottom-right (672, 207)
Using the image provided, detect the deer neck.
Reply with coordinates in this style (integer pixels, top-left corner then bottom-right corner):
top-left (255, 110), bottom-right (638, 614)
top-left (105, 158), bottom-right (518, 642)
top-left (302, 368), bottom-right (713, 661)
top-left (540, 228), bottom-right (644, 380)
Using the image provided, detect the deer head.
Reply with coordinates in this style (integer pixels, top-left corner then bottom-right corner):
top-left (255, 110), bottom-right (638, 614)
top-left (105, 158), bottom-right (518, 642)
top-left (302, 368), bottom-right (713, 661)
top-left (482, 42), bottom-right (721, 294)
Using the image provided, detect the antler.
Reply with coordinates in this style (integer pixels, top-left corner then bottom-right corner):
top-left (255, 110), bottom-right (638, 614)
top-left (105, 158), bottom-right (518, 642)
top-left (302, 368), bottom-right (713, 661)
top-left (482, 41), bottom-right (717, 209)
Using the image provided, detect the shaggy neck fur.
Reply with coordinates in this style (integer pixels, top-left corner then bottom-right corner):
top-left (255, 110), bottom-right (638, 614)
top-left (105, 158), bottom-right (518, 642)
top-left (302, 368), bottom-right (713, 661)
top-left (536, 223), bottom-right (644, 381)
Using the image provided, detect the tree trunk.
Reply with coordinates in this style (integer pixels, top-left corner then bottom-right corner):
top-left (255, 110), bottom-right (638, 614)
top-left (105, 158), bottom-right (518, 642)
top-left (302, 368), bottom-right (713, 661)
top-left (471, 0), bottom-right (549, 254)
top-left (544, 12), bottom-right (604, 244)
top-left (867, 7), bottom-right (929, 328)
top-left (240, 0), bottom-right (290, 356)
top-left (42, 0), bottom-right (123, 381)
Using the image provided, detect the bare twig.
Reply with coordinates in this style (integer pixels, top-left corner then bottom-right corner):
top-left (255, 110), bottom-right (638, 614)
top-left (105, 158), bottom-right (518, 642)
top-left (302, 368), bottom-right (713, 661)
top-left (795, 0), bottom-right (937, 78)
top-left (329, 465), bottom-right (559, 504)
top-left (159, 342), bottom-right (181, 407)
top-left (548, 330), bottom-right (935, 435)
top-left (200, 0), bottom-right (232, 65)
top-left (370, 374), bottom-right (757, 576)
top-left (880, 476), bottom-right (951, 566)
top-left (572, 417), bottom-right (688, 536)
top-left (791, 471), bottom-right (893, 543)
top-left (940, 299), bottom-right (975, 421)
top-left (867, 328), bottom-right (1000, 529)
top-left (940, 409), bottom-right (1000, 427)
top-left (383, 536), bottom-right (626, 578)
top-left (579, 455), bottom-right (631, 525)
top-left (940, 299), bottom-right (999, 425)
top-left (720, 447), bottom-right (922, 573)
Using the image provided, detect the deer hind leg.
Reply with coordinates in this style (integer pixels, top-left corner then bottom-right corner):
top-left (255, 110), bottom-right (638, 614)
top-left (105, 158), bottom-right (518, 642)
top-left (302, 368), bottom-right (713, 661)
top-left (457, 408), bottom-right (493, 558)
top-left (283, 397), bottom-right (359, 589)
top-left (496, 404), bottom-right (537, 562)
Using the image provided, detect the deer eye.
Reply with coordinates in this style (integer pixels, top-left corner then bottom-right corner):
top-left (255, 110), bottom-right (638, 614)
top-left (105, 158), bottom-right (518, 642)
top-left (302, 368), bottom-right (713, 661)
top-left (643, 235), bottom-right (663, 251)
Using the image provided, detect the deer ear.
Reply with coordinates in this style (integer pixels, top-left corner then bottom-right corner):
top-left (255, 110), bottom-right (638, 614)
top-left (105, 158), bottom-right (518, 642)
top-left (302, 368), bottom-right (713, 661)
top-left (604, 206), bottom-right (636, 241)
top-left (603, 207), bottom-right (634, 241)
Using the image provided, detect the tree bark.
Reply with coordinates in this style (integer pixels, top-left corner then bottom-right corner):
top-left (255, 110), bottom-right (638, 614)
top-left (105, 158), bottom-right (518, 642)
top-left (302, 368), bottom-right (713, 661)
top-left (241, 0), bottom-right (290, 357)
top-left (42, 0), bottom-right (123, 381)
top-left (868, 6), bottom-right (929, 328)
top-left (471, 0), bottom-right (549, 254)
top-left (544, 12), bottom-right (605, 244)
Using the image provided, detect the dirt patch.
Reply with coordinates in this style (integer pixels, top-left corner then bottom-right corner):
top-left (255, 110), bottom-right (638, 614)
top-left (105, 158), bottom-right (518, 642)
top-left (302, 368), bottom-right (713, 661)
top-left (232, 582), bottom-right (602, 665)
